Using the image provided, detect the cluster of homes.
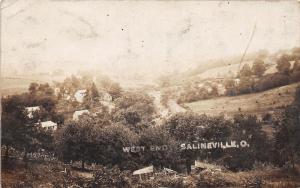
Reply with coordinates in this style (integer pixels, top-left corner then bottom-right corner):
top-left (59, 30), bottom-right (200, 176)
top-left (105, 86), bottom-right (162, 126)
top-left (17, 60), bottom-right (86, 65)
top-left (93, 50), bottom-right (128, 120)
top-left (25, 106), bottom-right (58, 131)
top-left (25, 106), bottom-right (57, 131)
top-left (71, 89), bottom-right (114, 120)
top-left (25, 88), bottom-right (114, 131)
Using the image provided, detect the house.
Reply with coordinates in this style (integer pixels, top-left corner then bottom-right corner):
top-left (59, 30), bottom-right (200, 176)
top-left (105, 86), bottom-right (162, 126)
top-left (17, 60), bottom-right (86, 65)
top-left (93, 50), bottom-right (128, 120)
top-left (36, 121), bottom-right (57, 131)
top-left (133, 166), bottom-right (177, 180)
top-left (25, 106), bottom-right (40, 118)
top-left (192, 160), bottom-right (222, 172)
top-left (74, 89), bottom-right (87, 103)
top-left (73, 110), bottom-right (90, 120)
top-left (133, 165), bottom-right (154, 180)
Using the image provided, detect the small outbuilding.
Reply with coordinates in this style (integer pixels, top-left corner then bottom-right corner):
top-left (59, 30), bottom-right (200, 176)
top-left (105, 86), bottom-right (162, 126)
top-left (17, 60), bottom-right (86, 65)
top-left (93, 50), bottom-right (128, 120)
top-left (73, 109), bottom-right (90, 120)
top-left (25, 106), bottom-right (40, 118)
top-left (74, 89), bottom-right (87, 103)
top-left (133, 165), bottom-right (154, 180)
top-left (36, 121), bottom-right (57, 131)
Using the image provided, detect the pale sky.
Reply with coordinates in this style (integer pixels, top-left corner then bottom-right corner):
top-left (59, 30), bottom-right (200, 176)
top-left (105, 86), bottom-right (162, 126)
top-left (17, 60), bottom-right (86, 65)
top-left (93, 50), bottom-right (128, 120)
top-left (1, 0), bottom-right (300, 77)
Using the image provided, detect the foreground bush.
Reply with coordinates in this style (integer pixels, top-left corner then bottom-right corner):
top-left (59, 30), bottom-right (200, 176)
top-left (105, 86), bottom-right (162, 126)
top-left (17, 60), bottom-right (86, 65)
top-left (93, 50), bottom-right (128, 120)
top-left (135, 175), bottom-right (185, 188)
top-left (90, 166), bottom-right (132, 188)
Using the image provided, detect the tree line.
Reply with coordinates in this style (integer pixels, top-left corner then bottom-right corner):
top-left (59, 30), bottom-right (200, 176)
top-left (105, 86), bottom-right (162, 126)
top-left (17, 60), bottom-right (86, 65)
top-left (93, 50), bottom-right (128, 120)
top-left (177, 52), bottom-right (300, 103)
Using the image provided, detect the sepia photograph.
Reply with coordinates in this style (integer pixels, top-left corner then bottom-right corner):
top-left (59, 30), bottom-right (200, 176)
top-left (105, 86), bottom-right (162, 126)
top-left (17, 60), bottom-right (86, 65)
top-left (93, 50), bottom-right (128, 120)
top-left (1, 0), bottom-right (300, 187)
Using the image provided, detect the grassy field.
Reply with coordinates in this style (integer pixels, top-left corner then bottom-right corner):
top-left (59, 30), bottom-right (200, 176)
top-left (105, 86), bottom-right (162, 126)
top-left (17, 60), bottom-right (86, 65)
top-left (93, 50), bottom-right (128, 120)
top-left (185, 83), bottom-right (299, 118)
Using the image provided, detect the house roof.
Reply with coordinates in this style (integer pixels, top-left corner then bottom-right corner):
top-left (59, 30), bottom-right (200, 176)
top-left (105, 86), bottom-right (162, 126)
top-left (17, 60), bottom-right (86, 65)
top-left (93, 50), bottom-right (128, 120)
top-left (25, 106), bottom-right (40, 118)
top-left (36, 121), bottom-right (57, 128)
top-left (38, 121), bottom-right (57, 128)
top-left (25, 106), bottom-right (40, 112)
top-left (133, 165), bottom-right (153, 175)
top-left (74, 89), bottom-right (87, 103)
top-left (73, 110), bottom-right (90, 120)
top-left (194, 161), bottom-right (222, 171)
top-left (162, 168), bottom-right (177, 174)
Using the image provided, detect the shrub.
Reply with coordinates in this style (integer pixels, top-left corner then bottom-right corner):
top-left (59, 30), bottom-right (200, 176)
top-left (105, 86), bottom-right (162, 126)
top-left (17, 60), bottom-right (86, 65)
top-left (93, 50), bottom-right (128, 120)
top-left (252, 59), bottom-right (267, 77)
top-left (90, 166), bottom-right (132, 188)
top-left (276, 54), bottom-right (291, 75)
top-left (290, 70), bottom-right (300, 83)
top-left (240, 64), bottom-right (252, 77)
top-left (137, 175), bottom-right (185, 188)
top-left (237, 77), bottom-right (254, 94)
top-left (253, 73), bottom-right (289, 92)
top-left (222, 114), bottom-right (271, 171)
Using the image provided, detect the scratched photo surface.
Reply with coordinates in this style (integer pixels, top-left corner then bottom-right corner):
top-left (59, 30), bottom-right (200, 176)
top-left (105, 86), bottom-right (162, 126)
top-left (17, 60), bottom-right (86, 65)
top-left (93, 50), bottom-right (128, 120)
top-left (1, 1), bottom-right (300, 187)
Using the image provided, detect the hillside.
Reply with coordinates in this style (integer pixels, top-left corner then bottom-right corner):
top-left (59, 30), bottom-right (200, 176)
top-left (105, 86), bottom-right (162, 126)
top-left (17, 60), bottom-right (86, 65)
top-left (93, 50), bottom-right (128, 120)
top-left (2, 159), bottom-right (300, 187)
top-left (185, 83), bottom-right (299, 118)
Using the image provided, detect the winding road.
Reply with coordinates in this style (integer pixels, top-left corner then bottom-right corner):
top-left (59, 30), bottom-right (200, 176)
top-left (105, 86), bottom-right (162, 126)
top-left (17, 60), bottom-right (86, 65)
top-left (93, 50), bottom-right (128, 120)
top-left (148, 90), bottom-right (186, 118)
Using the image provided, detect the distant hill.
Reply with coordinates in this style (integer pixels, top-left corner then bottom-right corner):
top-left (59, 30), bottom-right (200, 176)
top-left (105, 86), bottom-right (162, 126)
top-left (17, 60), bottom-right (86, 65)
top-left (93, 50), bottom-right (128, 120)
top-left (162, 47), bottom-right (300, 88)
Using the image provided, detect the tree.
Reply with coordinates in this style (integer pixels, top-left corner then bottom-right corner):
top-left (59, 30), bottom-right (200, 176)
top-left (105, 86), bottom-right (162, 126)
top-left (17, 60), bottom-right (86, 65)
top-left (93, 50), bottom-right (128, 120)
top-left (276, 54), bottom-right (291, 75)
top-left (55, 116), bottom-right (99, 169)
top-left (295, 85), bottom-right (300, 104)
top-left (225, 79), bottom-right (237, 96)
top-left (253, 73), bottom-right (289, 92)
top-left (239, 64), bottom-right (252, 77)
top-left (224, 114), bottom-right (270, 170)
top-left (29, 83), bottom-right (39, 95)
top-left (112, 92), bottom-right (155, 132)
top-left (1, 94), bottom-right (55, 161)
top-left (38, 96), bottom-right (57, 112)
top-left (2, 112), bottom-right (22, 159)
top-left (37, 83), bottom-right (54, 96)
top-left (165, 112), bottom-right (232, 173)
top-left (90, 83), bottom-right (99, 98)
top-left (100, 78), bottom-right (122, 100)
top-left (237, 77), bottom-right (254, 94)
top-left (252, 59), bottom-right (266, 77)
top-left (55, 113), bottom-right (138, 169)
top-left (274, 87), bottom-right (300, 169)
top-left (165, 112), bottom-right (203, 173)
top-left (209, 84), bottom-right (219, 97)
top-left (291, 47), bottom-right (300, 60)
top-left (290, 60), bottom-right (300, 82)
top-left (139, 126), bottom-right (180, 169)
top-left (96, 125), bottom-right (139, 168)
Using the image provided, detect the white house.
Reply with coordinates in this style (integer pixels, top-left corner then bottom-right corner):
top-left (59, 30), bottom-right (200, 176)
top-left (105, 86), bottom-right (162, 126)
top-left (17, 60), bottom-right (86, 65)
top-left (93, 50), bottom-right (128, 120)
top-left (193, 160), bottom-right (222, 171)
top-left (73, 109), bottom-right (90, 120)
top-left (133, 165), bottom-right (154, 175)
top-left (36, 121), bottom-right (57, 131)
top-left (74, 89), bottom-right (87, 103)
top-left (133, 165), bottom-right (154, 180)
top-left (25, 106), bottom-right (40, 118)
